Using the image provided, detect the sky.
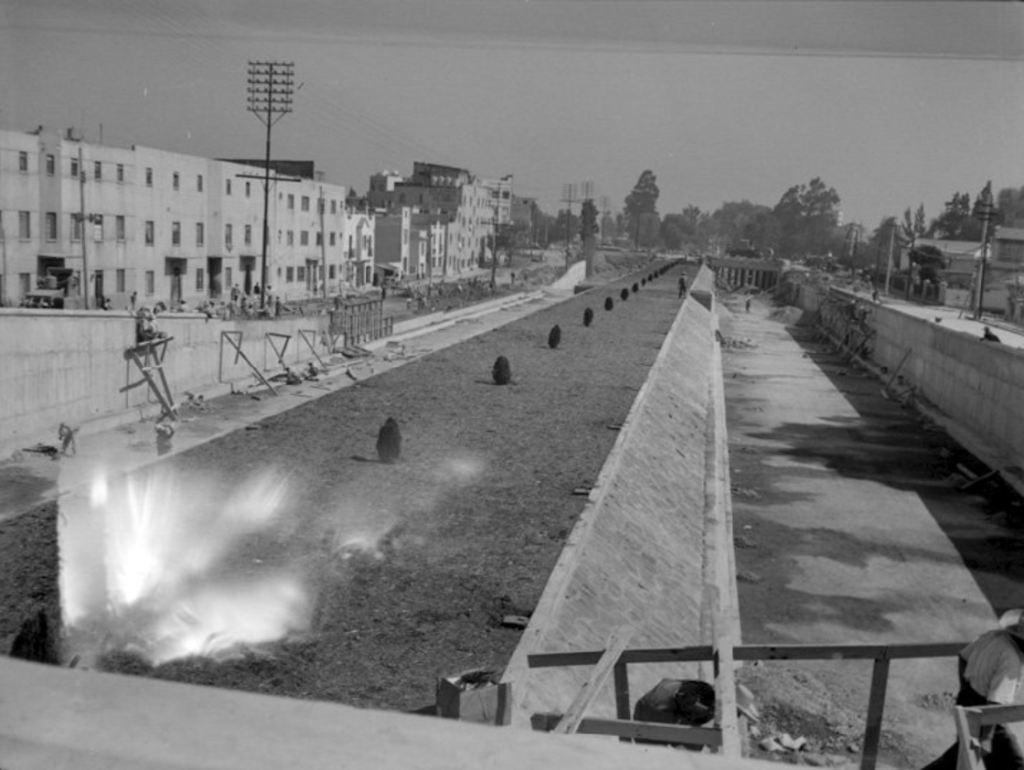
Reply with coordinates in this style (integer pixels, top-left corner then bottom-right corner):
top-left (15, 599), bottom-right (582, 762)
top-left (2, 0), bottom-right (1024, 232)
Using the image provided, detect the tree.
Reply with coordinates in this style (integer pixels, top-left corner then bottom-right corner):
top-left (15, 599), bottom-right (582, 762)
top-left (929, 192), bottom-right (982, 241)
top-left (901, 204), bottom-right (927, 245)
top-left (552, 209), bottom-right (580, 246)
top-left (773, 177), bottom-right (841, 256)
top-left (996, 185), bottom-right (1024, 228)
top-left (637, 212), bottom-right (661, 250)
top-left (624, 170), bottom-right (660, 249)
top-left (579, 199), bottom-right (599, 242)
top-left (660, 214), bottom-right (687, 251)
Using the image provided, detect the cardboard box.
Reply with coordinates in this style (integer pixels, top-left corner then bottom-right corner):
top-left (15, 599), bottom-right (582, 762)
top-left (436, 675), bottom-right (512, 725)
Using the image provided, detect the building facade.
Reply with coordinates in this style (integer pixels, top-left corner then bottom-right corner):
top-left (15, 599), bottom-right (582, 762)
top-left (0, 126), bottom-right (373, 308)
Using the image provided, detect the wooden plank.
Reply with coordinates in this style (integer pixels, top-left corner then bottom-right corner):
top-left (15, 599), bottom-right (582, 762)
top-left (529, 642), bottom-right (964, 669)
top-left (859, 655), bottom-right (890, 770)
top-left (576, 717), bottom-right (722, 748)
top-left (613, 661), bottom-right (630, 743)
top-left (552, 626), bottom-right (634, 735)
top-left (954, 707), bottom-right (985, 770)
top-left (961, 703), bottom-right (1024, 726)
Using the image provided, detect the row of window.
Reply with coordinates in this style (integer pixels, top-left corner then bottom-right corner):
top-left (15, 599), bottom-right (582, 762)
top-left (2, 212), bottom-right (376, 256)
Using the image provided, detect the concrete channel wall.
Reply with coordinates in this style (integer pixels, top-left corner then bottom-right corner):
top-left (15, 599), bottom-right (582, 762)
top-left (501, 265), bottom-right (737, 729)
top-left (792, 287), bottom-right (1024, 487)
top-left (0, 308), bottom-right (328, 455)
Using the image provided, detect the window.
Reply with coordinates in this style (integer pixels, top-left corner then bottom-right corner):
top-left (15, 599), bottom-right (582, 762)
top-left (196, 268), bottom-right (204, 291)
top-left (171, 221), bottom-right (181, 246)
top-left (196, 222), bottom-right (204, 246)
top-left (329, 264), bottom-right (336, 279)
top-left (116, 215), bottom-right (125, 241)
top-left (316, 232), bottom-right (322, 247)
top-left (144, 220), bottom-right (154, 246)
top-left (226, 179), bottom-right (232, 195)
top-left (301, 196), bottom-right (310, 212)
top-left (46, 155), bottom-right (55, 176)
top-left (300, 230), bottom-right (309, 246)
top-left (297, 266), bottom-right (306, 282)
top-left (225, 224), bottom-right (233, 250)
top-left (197, 175), bottom-right (203, 192)
top-left (331, 200), bottom-right (337, 214)
top-left (244, 224), bottom-right (252, 246)
top-left (288, 194), bottom-right (295, 210)
top-left (94, 161), bottom-right (102, 180)
top-left (146, 167), bottom-right (153, 187)
top-left (402, 230), bottom-right (408, 245)
top-left (19, 211), bottom-right (30, 240)
top-left (225, 267), bottom-right (233, 290)
top-left (146, 270), bottom-right (155, 295)
top-left (287, 230), bottom-right (294, 246)
top-left (71, 214), bottom-right (82, 242)
top-left (245, 181), bottom-right (251, 197)
top-left (20, 273), bottom-right (31, 297)
top-left (45, 212), bottom-right (57, 241)
top-left (18, 152), bottom-right (28, 172)
top-left (286, 266), bottom-right (294, 282)
top-left (116, 269), bottom-right (126, 293)
top-left (71, 158), bottom-right (79, 178)
top-left (329, 232), bottom-right (336, 246)
top-left (93, 215), bottom-right (103, 241)
top-left (117, 164), bottom-right (124, 183)
top-left (172, 172), bottom-right (180, 190)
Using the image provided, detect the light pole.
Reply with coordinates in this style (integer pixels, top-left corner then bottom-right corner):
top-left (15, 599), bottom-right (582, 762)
top-left (247, 61), bottom-right (294, 309)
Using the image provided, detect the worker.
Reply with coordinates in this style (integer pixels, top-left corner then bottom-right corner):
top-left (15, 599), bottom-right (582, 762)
top-left (982, 326), bottom-right (1002, 343)
top-left (921, 610), bottom-right (1024, 769)
top-left (632, 679), bottom-right (759, 751)
top-left (678, 274), bottom-right (688, 299)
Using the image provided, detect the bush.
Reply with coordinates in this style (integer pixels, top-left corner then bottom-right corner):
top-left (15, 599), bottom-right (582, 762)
top-left (620, 288), bottom-right (629, 301)
top-left (492, 355), bottom-right (512, 385)
top-left (376, 417), bottom-right (402, 464)
top-left (605, 297), bottom-right (614, 311)
top-left (548, 324), bottom-right (562, 349)
top-left (641, 278), bottom-right (646, 286)
top-left (632, 283), bottom-right (639, 293)
top-left (583, 307), bottom-right (594, 327)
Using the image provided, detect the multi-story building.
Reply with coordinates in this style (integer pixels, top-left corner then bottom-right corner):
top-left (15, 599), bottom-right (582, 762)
top-left (0, 126), bottom-right (372, 308)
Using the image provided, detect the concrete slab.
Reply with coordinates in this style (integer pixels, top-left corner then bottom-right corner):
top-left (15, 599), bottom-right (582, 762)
top-left (720, 295), bottom-right (1024, 767)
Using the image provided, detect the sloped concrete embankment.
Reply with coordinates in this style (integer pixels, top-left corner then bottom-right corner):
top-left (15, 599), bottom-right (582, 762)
top-left (501, 265), bottom-right (737, 729)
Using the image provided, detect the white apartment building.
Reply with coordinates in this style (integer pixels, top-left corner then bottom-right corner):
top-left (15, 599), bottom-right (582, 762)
top-left (0, 126), bottom-right (371, 309)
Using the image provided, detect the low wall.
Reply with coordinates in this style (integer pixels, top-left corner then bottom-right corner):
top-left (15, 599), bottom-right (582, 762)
top-left (0, 309), bottom-right (328, 455)
top-left (501, 265), bottom-right (733, 728)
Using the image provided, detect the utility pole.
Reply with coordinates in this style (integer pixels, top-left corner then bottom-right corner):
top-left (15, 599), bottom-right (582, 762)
top-left (885, 220), bottom-right (896, 298)
top-left (318, 187), bottom-right (327, 300)
top-left (78, 146), bottom-right (89, 310)
top-left (561, 183), bottom-right (577, 271)
top-left (247, 60), bottom-right (295, 309)
top-left (973, 181), bottom-right (997, 320)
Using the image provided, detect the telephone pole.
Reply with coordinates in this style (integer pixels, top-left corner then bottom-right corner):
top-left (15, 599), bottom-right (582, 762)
top-left (318, 187), bottom-right (327, 300)
top-left (973, 181), bottom-right (997, 320)
top-left (247, 61), bottom-right (295, 308)
top-left (78, 146), bottom-right (89, 310)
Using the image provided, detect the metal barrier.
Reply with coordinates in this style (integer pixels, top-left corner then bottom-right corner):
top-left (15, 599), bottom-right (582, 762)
top-left (328, 297), bottom-right (393, 347)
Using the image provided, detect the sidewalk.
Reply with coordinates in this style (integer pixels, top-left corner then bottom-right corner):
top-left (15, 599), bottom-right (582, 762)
top-left (0, 287), bottom-right (574, 523)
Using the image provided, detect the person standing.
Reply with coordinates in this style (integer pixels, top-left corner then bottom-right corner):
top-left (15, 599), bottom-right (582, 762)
top-left (921, 610), bottom-right (1024, 769)
top-left (678, 274), bottom-right (688, 299)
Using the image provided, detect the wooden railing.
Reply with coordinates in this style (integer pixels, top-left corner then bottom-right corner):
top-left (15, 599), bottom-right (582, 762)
top-left (328, 297), bottom-right (393, 347)
top-left (953, 703), bottom-right (1024, 770)
top-left (528, 640), bottom-right (966, 770)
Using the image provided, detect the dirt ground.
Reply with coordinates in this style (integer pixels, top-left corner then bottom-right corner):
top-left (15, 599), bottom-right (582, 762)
top-left (0, 260), bottom-right (685, 715)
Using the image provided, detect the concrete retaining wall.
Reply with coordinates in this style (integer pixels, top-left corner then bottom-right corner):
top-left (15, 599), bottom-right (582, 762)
top-left (0, 309), bottom-right (328, 454)
top-left (789, 285), bottom-right (1024, 485)
top-left (502, 266), bottom-right (732, 728)
top-left (547, 260), bottom-right (587, 291)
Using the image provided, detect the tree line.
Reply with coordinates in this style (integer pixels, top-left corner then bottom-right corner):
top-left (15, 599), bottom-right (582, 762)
top-left (524, 169), bottom-right (1024, 270)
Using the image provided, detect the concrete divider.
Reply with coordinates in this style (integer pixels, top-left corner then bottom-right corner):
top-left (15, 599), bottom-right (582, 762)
top-left (547, 261), bottom-right (587, 291)
top-left (501, 265), bottom-right (734, 728)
